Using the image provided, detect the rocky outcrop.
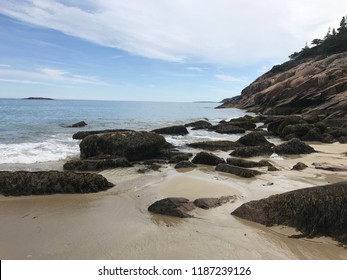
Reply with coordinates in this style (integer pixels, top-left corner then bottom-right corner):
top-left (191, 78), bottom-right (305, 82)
top-left (236, 131), bottom-right (273, 147)
top-left (174, 161), bottom-right (197, 169)
top-left (273, 138), bottom-right (316, 155)
top-left (231, 182), bottom-right (347, 244)
top-left (192, 152), bottom-right (225, 166)
top-left (152, 125), bottom-right (189, 135)
top-left (193, 196), bottom-right (237, 209)
top-left (63, 158), bottom-right (132, 171)
top-left (0, 171), bottom-right (113, 196)
top-left (230, 146), bottom-right (273, 158)
top-left (211, 124), bottom-right (245, 134)
top-left (187, 140), bottom-right (238, 151)
top-left (218, 52), bottom-right (347, 118)
top-left (79, 131), bottom-right (169, 161)
top-left (73, 129), bottom-right (134, 140)
top-left (216, 163), bottom-right (262, 178)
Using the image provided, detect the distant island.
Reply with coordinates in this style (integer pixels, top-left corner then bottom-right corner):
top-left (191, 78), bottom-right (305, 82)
top-left (24, 97), bottom-right (55, 100)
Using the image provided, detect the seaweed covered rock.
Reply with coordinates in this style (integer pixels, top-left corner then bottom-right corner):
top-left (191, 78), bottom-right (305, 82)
top-left (192, 152), bottom-right (225, 166)
top-left (212, 124), bottom-right (246, 134)
top-left (79, 131), bottom-right (169, 161)
top-left (0, 171), bottom-right (113, 196)
top-left (148, 197), bottom-right (196, 218)
top-left (63, 158), bottom-right (132, 171)
top-left (152, 125), bottom-right (188, 135)
top-left (230, 145), bottom-right (273, 158)
top-left (226, 158), bottom-right (271, 168)
top-left (73, 129), bottom-right (133, 140)
top-left (273, 138), bottom-right (316, 155)
top-left (216, 163), bottom-right (262, 178)
top-left (231, 182), bottom-right (347, 244)
top-left (187, 140), bottom-right (238, 151)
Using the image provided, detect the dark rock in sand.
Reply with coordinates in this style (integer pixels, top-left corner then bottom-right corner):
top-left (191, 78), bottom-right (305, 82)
top-left (0, 171), bottom-right (113, 196)
top-left (212, 124), bottom-right (246, 134)
top-left (194, 196), bottom-right (236, 209)
top-left (291, 162), bottom-right (308, 171)
top-left (168, 153), bottom-right (192, 163)
top-left (148, 197), bottom-right (196, 218)
top-left (231, 182), bottom-right (347, 244)
top-left (152, 125), bottom-right (188, 135)
top-left (174, 161), bottom-right (197, 169)
top-left (79, 131), bottom-right (169, 161)
top-left (236, 131), bottom-right (273, 147)
top-left (192, 152), bottom-right (225, 166)
top-left (73, 129), bottom-right (134, 140)
top-left (226, 158), bottom-right (270, 168)
top-left (273, 138), bottom-right (316, 155)
top-left (268, 166), bottom-right (280, 171)
top-left (312, 162), bottom-right (347, 172)
top-left (184, 120), bottom-right (212, 130)
top-left (216, 163), bottom-right (262, 178)
top-left (187, 140), bottom-right (238, 151)
top-left (63, 158), bottom-right (132, 171)
top-left (230, 145), bottom-right (273, 158)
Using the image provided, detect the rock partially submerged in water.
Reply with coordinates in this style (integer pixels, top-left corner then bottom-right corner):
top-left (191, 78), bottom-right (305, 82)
top-left (185, 120), bottom-right (212, 130)
top-left (73, 129), bottom-right (133, 140)
top-left (232, 182), bottom-right (347, 244)
top-left (187, 140), bottom-right (239, 151)
top-left (0, 171), bottom-right (113, 196)
top-left (212, 124), bottom-right (246, 134)
top-left (79, 131), bottom-right (169, 161)
top-left (152, 125), bottom-right (189, 135)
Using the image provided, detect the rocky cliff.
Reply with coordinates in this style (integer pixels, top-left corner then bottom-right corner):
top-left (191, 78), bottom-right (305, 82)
top-left (218, 52), bottom-right (347, 118)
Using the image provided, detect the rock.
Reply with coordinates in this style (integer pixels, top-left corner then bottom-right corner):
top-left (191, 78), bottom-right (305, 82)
top-left (216, 163), bottom-right (262, 178)
top-left (273, 138), bottom-right (316, 155)
top-left (312, 162), bottom-right (347, 172)
top-left (236, 131), bottom-right (273, 147)
top-left (301, 128), bottom-right (324, 141)
top-left (227, 120), bottom-right (256, 130)
top-left (175, 161), bottom-right (197, 169)
top-left (73, 129), bottom-right (134, 140)
top-left (268, 166), bottom-right (280, 171)
top-left (191, 152), bottom-right (225, 166)
top-left (291, 162), bottom-right (308, 170)
top-left (152, 125), bottom-right (189, 135)
top-left (231, 182), bottom-right (347, 244)
top-left (79, 131), bottom-right (169, 161)
top-left (184, 120), bottom-right (212, 130)
top-left (226, 158), bottom-right (269, 168)
top-left (193, 196), bottom-right (236, 209)
top-left (187, 141), bottom-right (238, 151)
top-left (148, 197), bottom-right (196, 218)
top-left (168, 153), bottom-right (192, 163)
top-left (230, 146), bottom-right (273, 158)
top-left (71, 121), bottom-right (87, 128)
top-left (281, 124), bottom-right (315, 140)
top-left (63, 158), bottom-right (132, 171)
top-left (0, 171), bottom-right (113, 196)
top-left (212, 124), bottom-right (246, 134)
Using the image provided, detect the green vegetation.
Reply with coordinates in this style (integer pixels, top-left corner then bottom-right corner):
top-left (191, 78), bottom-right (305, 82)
top-left (289, 15), bottom-right (347, 60)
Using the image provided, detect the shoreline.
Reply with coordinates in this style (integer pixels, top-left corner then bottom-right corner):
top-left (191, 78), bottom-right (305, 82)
top-left (1, 142), bottom-right (347, 259)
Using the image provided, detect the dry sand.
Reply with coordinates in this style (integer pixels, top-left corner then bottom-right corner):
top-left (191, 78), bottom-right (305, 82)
top-left (0, 142), bottom-right (347, 259)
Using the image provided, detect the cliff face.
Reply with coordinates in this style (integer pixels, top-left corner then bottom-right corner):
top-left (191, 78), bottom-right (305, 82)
top-left (219, 52), bottom-right (347, 117)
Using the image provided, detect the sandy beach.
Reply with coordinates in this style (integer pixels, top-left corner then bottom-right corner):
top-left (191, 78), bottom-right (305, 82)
top-left (1, 142), bottom-right (347, 259)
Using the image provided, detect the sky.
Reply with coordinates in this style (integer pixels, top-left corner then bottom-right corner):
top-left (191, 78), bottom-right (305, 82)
top-left (0, 0), bottom-right (347, 102)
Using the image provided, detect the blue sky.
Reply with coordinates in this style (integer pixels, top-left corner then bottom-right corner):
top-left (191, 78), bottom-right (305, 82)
top-left (0, 0), bottom-right (346, 102)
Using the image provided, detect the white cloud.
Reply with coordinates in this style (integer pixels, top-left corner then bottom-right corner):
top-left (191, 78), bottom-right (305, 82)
top-left (0, 64), bottom-right (11, 67)
top-left (0, 67), bottom-right (103, 85)
top-left (187, 67), bottom-right (204, 72)
top-left (1, 0), bottom-right (346, 66)
top-left (215, 74), bottom-right (246, 83)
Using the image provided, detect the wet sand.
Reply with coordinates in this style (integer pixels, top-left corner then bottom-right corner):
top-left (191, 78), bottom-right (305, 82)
top-left (0, 143), bottom-right (347, 259)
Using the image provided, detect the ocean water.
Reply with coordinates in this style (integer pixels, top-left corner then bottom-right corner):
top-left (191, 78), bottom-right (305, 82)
top-left (0, 99), bottom-right (250, 166)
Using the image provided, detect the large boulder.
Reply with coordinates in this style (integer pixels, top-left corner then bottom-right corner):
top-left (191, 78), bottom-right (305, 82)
top-left (148, 197), bottom-right (196, 218)
top-left (0, 171), bottom-right (113, 196)
top-left (185, 120), bottom-right (212, 130)
top-left (216, 163), bottom-right (262, 178)
top-left (187, 140), bottom-right (238, 151)
top-left (273, 138), bottom-right (315, 155)
top-left (152, 125), bottom-right (188, 135)
top-left (231, 182), bottom-right (347, 244)
top-left (79, 131), bottom-right (169, 161)
top-left (63, 158), bottom-right (132, 171)
top-left (192, 152), bottom-right (225, 166)
top-left (236, 131), bottom-right (273, 147)
top-left (73, 129), bottom-right (133, 140)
